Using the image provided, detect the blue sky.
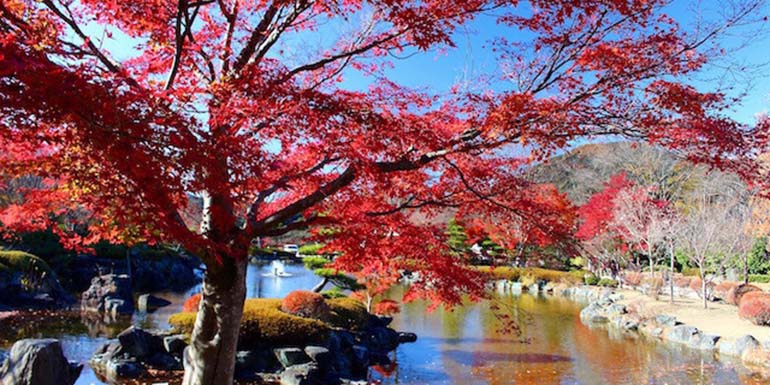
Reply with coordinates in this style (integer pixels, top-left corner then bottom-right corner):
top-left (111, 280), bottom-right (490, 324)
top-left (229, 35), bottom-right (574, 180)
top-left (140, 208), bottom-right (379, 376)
top-left (88, 1), bottom-right (770, 126)
top-left (334, 2), bottom-right (770, 125)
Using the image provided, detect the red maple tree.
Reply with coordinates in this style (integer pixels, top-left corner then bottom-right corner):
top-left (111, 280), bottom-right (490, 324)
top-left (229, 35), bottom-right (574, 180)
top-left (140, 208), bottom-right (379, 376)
top-left (1, 1), bottom-right (768, 383)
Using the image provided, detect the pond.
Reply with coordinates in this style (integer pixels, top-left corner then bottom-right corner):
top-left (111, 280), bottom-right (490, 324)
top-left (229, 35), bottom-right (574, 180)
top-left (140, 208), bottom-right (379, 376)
top-left (1, 263), bottom-right (767, 385)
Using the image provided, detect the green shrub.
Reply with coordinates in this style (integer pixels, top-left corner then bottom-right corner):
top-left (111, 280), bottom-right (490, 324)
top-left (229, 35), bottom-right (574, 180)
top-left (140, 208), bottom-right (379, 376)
top-left (748, 237), bottom-right (770, 275)
top-left (327, 297), bottom-right (369, 330)
top-left (299, 243), bottom-right (325, 256)
top-left (0, 250), bottom-right (52, 275)
top-left (584, 274), bottom-right (599, 286)
top-left (320, 289), bottom-right (347, 299)
top-left (473, 266), bottom-right (584, 284)
top-left (303, 256), bottom-right (330, 270)
top-left (749, 275), bottom-right (770, 284)
top-left (597, 278), bottom-right (618, 287)
top-left (681, 267), bottom-right (700, 277)
top-left (169, 298), bottom-right (330, 348)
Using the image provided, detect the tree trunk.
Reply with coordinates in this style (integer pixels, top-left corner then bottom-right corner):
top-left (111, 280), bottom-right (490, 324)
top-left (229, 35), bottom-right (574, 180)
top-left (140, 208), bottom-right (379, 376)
top-left (701, 265), bottom-right (708, 309)
top-left (182, 257), bottom-right (248, 385)
top-left (669, 243), bottom-right (674, 304)
top-left (744, 254), bottom-right (750, 285)
top-left (312, 276), bottom-right (329, 293)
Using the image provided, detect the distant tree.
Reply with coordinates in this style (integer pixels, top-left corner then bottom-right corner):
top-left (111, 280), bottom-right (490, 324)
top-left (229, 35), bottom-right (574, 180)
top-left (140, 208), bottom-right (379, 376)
top-left (677, 197), bottom-right (748, 308)
top-left (577, 173), bottom-right (634, 275)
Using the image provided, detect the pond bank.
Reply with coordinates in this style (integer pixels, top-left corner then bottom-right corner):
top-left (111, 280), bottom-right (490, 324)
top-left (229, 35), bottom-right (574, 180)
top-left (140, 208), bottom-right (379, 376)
top-left (567, 285), bottom-right (770, 377)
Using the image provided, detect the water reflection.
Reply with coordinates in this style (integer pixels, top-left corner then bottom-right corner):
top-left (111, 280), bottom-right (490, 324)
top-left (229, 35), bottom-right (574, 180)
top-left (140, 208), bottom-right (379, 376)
top-left (2, 264), bottom-right (769, 385)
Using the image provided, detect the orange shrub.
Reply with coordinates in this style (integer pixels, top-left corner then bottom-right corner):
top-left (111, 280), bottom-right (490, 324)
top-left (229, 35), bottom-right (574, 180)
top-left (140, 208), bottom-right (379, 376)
top-left (739, 290), bottom-right (770, 305)
top-left (624, 272), bottom-right (642, 287)
top-left (739, 295), bottom-right (770, 326)
top-left (726, 284), bottom-right (762, 306)
top-left (673, 276), bottom-right (693, 288)
top-left (714, 281), bottom-right (738, 300)
top-left (281, 290), bottom-right (330, 320)
top-left (689, 278), bottom-right (702, 292)
top-left (183, 293), bottom-right (202, 313)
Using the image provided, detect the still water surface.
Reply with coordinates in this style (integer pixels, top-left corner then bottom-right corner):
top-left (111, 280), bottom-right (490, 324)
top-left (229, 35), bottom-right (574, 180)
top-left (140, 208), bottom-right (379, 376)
top-left (1, 263), bottom-right (766, 385)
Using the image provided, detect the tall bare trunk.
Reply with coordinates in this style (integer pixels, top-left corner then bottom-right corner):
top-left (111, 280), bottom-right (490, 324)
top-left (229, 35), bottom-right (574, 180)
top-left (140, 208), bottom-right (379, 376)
top-left (182, 257), bottom-right (247, 385)
top-left (669, 243), bottom-right (674, 304)
top-left (701, 265), bottom-right (708, 309)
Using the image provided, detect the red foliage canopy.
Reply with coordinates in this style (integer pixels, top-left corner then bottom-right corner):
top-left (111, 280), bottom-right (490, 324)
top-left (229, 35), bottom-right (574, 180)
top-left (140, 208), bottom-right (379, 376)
top-left (1, 0), bottom-right (768, 306)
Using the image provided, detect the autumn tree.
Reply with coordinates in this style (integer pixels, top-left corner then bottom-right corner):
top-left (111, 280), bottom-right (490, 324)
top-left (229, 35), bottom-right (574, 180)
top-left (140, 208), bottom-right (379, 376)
top-left (2, 1), bottom-right (768, 384)
top-left (611, 185), bottom-right (672, 276)
top-left (577, 172), bottom-right (634, 275)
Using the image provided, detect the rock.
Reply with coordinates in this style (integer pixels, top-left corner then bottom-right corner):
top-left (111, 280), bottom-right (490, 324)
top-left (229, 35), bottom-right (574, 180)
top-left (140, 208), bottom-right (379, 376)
top-left (137, 294), bottom-right (171, 312)
top-left (607, 304), bottom-right (627, 316)
top-left (579, 304), bottom-right (609, 323)
top-left (397, 332), bottom-right (417, 343)
top-left (698, 334), bottom-right (721, 350)
top-left (105, 359), bottom-right (144, 379)
top-left (328, 330), bottom-right (355, 352)
top-left (0, 339), bottom-right (83, 385)
top-left (719, 335), bottom-right (760, 358)
top-left (162, 335), bottom-right (187, 356)
top-left (274, 348), bottom-right (311, 368)
top-left (363, 327), bottom-right (399, 352)
top-left (117, 326), bottom-right (164, 359)
top-left (145, 352), bottom-right (182, 370)
top-left (654, 314), bottom-right (677, 328)
top-left (351, 345), bottom-right (369, 367)
top-left (280, 363), bottom-right (322, 385)
top-left (367, 315), bottom-right (393, 328)
top-left (667, 325), bottom-right (701, 346)
top-left (81, 274), bottom-right (134, 315)
top-left (236, 349), bottom-right (279, 378)
top-left (619, 318), bottom-right (639, 332)
top-left (304, 346), bottom-right (331, 369)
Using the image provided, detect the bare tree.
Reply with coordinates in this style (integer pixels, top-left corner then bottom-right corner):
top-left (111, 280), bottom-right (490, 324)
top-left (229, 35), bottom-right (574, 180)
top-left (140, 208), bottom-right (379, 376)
top-left (677, 196), bottom-right (747, 309)
top-left (612, 186), bottom-right (670, 277)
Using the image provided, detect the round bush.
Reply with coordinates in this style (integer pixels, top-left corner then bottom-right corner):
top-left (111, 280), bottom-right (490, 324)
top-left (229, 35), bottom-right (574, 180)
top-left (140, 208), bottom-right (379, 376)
top-left (623, 272), bottom-right (642, 287)
top-left (726, 284), bottom-right (762, 306)
top-left (597, 278), bottom-right (617, 287)
top-left (183, 293), bottom-right (202, 313)
top-left (714, 281), bottom-right (737, 300)
top-left (673, 275), bottom-right (693, 288)
top-left (281, 290), bottom-right (330, 320)
top-left (739, 294), bottom-right (770, 326)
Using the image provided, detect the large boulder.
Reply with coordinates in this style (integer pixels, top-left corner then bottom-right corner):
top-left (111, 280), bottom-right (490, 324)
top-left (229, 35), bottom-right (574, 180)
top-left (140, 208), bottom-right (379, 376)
top-left (719, 335), bottom-right (761, 358)
top-left (137, 294), bottom-right (171, 313)
top-left (81, 274), bottom-right (134, 315)
top-left (0, 339), bottom-right (82, 385)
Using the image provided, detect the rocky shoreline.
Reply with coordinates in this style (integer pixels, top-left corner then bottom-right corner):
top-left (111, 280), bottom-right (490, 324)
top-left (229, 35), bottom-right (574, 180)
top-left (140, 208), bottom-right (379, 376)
top-left (88, 315), bottom-right (416, 385)
top-left (560, 284), bottom-right (770, 374)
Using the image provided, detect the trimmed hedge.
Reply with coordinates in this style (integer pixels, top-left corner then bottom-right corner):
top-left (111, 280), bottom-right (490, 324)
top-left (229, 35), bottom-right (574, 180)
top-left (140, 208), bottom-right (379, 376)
top-left (726, 284), bottom-right (762, 306)
top-left (298, 243), bottom-right (325, 256)
top-left (168, 296), bottom-right (369, 348)
top-left (0, 250), bottom-right (53, 276)
top-left (739, 293), bottom-right (770, 326)
top-left (597, 278), bottom-right (617, 288)
top-left (749, 275), bottom-right (770, 284)
top-left (474, 266), bottom-right (584, 284)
